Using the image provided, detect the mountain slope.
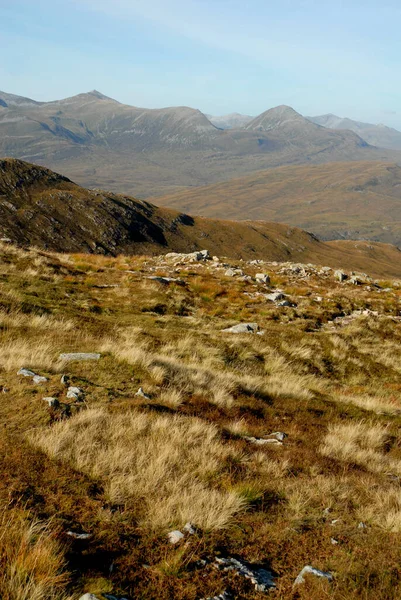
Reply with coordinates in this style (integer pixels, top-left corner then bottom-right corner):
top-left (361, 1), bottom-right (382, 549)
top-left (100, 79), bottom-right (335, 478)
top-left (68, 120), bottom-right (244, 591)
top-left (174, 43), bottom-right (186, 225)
top-left (308, 114), bottom-right (401, 150)
top-left (154, 160), bottom-right (401, 246)
top-left (0, 90), bottom-right (398, 197)
top-left (1, 159), bottom-right (401, 277)
top-left (207, 113), bottom-right (254, 129)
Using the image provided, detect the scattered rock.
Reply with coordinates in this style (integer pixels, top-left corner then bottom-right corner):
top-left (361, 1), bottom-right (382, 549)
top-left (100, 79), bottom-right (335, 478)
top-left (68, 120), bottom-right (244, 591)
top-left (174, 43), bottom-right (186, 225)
top-left (135, 387), bottom-right (151, 400)
top-left (165, 250), bottom-right (210, 262)
top-left (67, 531), bottom-right (92, 540)
top-left (222, 323), bottom-right (259, 334)
top-left (224, 268), bottom-right (244, 277)
top-left (18, 368), bottom-right (48, 383)
top-left (255, 273), bottom-right (270, 284)
top-left (335, 270), bottom-right (347, 282)
top-left (276, 300), bottom-right (292, 307)
top-left (294, 565), bottom-right (333, 585)
top-left (167, 530), bottom-right (185, 544)
top-left (349, 276), bottom-right (362, 285)
top-left (148, 276), bottom-right (185, 285)
top-left (60, 374), bottom-right (69, 385)
top-left (18, 368), bottom-right (36, 377)
top-left (60, 353), bottom-right (101, 361)
top-left (358, 522), bottom-right (367, 529)
top-left (331, 538), bottom-right (339, 545)
top-left (183, 522), bottom-right (196, 534)
top-left (215, 556), bottom-right (276, 592)
top-left (67, 386), bottom-right (84, 401)
top-left (266, 292), bottom-right (286, 302)
top-left (43, 397), bottom-right (59, 407)
top-left (244, 436), bottom-right (283, 446)
top-left (201, 592), bottom-right (233, 600)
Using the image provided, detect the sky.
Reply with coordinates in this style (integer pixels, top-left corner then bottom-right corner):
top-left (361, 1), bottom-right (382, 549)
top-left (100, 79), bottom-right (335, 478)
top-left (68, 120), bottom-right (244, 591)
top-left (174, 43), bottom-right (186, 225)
top-left (1, 0), bottom-right (400, 128)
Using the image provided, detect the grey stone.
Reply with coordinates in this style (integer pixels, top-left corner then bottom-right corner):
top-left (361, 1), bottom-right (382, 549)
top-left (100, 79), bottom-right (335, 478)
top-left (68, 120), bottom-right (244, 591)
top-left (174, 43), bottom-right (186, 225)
top-left (294, 565), bottom-right (333, 585)
top-left (255, 273), bottom-right (270, 284)
top-left (148, 276), bottom-right (185, 285)
top-left (266, 292), bottom-right (285, 302)
top-left (33, 375), bottom-right (48, 384)
top-left (277, 300), bottom-right (292, 307)
top-left (43, 397), bottom-right (59, 408)
top-left (215, 556), bottom-right (276, 592)
top-left (222, 323), bottom-right (259, 334)
top-left (244, 436), bottom-right (283, 446)
top-left (60, 374), bottom-right (69, 385)
top-left (67, 386), bottom-right (84, 400)
top-left (18, 368), bottom-right (36, 377)
top-left (67, 531), bottom-right (92, 540)
top-left (183, 522), bottom-right (196, 534)
top-left (201, 593), bottom-right (233, 600)
top-left (334, 270), bottom-right (347, 282)
top-left (224, 268), bottom-right (243, 277)
top-left (60, 353), bottom-right (101, 362)
top-left (167, 530), bottom-right (185, 544)
top-left (135, 387), bottom-right (151, 400)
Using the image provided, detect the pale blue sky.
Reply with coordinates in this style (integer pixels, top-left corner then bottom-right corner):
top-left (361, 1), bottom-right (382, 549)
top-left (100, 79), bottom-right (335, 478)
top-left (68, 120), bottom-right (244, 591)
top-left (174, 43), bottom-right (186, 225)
top-left (1, 0), bottom-right (400, 127)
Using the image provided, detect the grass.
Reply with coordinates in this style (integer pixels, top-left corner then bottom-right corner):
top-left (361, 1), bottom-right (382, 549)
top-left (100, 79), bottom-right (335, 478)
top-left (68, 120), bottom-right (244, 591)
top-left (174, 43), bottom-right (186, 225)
top-left (1, 243), bottom-right (401, 597)
top-left (0, 507), bottom-right (71, 600)
top-left (31, 408), bottom-right (245, 531)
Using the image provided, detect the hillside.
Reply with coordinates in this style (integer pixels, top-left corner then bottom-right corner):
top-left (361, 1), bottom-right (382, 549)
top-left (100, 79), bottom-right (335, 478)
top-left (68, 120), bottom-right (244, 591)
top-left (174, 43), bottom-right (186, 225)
top-left (2, 240), bottom-right (401, 599)
top-left (0, 90), bottom-right (398, 197)
top-left (207, 113), bottom-right (254, 129)
top-left (154, 160), bottom-right (401, 247)
top-left (2, 159), bottom-right (401, 278)
top-left (308, 114), bottom-right (401, 151)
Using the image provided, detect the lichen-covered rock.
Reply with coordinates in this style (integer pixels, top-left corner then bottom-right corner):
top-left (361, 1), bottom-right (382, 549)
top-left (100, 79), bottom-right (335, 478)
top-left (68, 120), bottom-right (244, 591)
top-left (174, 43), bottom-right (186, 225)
top-left (60, 352), bottom-right (101, 361)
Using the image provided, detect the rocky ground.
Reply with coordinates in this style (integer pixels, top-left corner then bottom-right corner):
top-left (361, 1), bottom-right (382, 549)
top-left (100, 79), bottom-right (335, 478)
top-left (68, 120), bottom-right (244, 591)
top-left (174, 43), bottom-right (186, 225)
top-left (1, 242), bottom-right (401, 599)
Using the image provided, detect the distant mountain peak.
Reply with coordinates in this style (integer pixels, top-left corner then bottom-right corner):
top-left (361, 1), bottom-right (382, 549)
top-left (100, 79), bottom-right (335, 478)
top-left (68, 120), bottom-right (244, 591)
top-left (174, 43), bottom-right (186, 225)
top-left (245, 105), bottom-right (307, 132)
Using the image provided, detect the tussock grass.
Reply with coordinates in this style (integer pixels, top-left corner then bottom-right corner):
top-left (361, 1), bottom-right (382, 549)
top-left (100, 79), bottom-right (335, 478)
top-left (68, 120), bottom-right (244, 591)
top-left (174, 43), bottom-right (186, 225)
top-left (320, 421), bottom-right (401, 475)
top-left (30, 408), bottom-right (245, 531)
top-left (334, 392), bottom-right (401, 415)
top-left (0, 508), bottom-right (71, 600)
top-left (358, 488), bottom-right (401, 532)
top-left (0, 310), bottom-right (75, 332)
top-left (0, 338), bottom-right (61, 372)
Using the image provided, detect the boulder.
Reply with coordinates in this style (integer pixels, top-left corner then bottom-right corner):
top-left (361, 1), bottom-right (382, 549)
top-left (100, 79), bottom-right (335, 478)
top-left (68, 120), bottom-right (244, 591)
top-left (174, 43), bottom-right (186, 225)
top-left (33, 375), bottom-right (48, 384)
top-left (222, 323), bottom-right (259, 334)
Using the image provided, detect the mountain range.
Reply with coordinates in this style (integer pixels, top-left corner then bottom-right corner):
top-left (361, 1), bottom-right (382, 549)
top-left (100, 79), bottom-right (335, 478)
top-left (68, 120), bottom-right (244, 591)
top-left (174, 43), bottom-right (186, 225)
top-left (0, 90), bottom-right (397, 197)
top-left (210, 110), bottom-right (401, 151)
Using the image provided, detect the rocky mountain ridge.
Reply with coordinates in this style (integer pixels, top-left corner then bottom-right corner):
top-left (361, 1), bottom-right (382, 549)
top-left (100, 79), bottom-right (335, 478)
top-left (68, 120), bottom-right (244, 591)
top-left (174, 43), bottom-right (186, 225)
top-left (0, 89), bottom-right (396, 197)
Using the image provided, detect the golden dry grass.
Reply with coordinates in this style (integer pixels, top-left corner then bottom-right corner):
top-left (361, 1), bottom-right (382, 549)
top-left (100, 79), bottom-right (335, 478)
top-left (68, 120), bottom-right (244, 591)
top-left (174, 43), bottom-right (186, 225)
top-left (30, 408), bottom-right (245, 531)
top-left (320, 421), bottom-right (401, 475)
top-left (0, 508), bottom-right (71, 600)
